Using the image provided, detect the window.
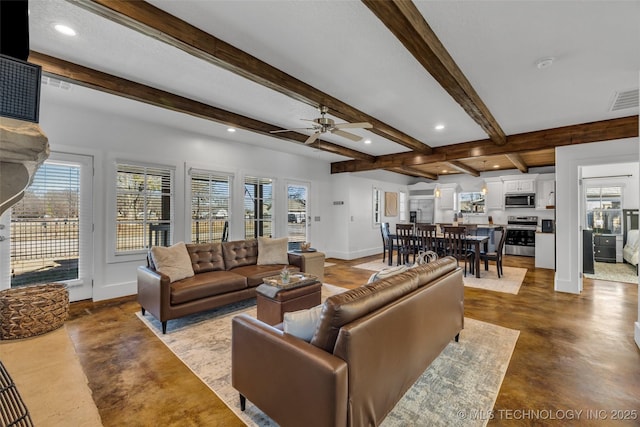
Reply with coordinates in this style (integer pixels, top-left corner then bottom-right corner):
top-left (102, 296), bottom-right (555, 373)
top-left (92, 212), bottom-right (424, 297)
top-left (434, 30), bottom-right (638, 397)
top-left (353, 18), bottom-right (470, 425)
top-left (585, 186), bottom-right (623, 234)
top-left (190, 170), bottom-right (231, 243)
top-left (399, 191), bottom-right (407, 221)
top-left (287, 183), bottom-right (308, 248)
top-left (459, 192), bottom-right (486, 214)
top-left (244, 176), bottom-right (273, 238)
top-left (8, 153), bottom-right (93, 300)
top-left (11, 162), bottom-right (79, 286)
top-left (116, 163), bottom-right (173, 253)
top-left (373, 187), bottom-right (382, 226)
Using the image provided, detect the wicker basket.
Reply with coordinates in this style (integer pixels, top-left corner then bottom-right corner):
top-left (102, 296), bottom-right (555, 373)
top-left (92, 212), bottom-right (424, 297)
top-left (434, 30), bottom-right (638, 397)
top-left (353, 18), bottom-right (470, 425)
top-left (0, 283), bottom-right (69, 340)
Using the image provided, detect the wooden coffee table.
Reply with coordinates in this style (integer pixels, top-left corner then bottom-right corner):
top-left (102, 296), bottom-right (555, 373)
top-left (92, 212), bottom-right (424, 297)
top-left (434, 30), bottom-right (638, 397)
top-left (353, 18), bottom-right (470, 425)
top-left (256, 274), bottom-right (322, 325)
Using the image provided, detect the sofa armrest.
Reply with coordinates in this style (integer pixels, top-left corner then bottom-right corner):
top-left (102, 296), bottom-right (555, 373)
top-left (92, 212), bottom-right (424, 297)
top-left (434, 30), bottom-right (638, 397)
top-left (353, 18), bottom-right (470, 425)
top-left (137, 266), bottom-right (171, 322)
top-left (232, 314), bottom-right (347, 427)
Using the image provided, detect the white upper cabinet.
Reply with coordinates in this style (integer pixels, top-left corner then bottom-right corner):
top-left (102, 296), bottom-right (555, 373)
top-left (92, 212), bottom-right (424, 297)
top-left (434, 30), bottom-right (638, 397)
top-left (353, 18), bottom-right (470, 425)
top-left (485, 179), bottom-right (504, 210)
top-left (504, 178), bottom-right (536, 193)
top-left (438, 187), bottom-right (456, 210)
top-left (436, 183), bottom-right (459, 211)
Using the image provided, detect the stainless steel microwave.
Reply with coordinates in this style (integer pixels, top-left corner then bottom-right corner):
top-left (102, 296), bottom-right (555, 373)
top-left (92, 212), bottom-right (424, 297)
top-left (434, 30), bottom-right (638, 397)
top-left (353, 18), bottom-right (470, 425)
top-left (505, 193), bottom-right (535, 208)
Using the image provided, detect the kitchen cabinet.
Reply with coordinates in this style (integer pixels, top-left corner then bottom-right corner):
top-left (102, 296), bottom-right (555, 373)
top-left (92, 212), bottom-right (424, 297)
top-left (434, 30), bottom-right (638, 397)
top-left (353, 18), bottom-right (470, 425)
top-left (438, 187), bottom-right (456, 210)
top-left (504, 179), bottom-right (535, 193)
top-left (485, 180), bottom-right (504, 210)
top-left (535, 232), bottom-right (555, 269)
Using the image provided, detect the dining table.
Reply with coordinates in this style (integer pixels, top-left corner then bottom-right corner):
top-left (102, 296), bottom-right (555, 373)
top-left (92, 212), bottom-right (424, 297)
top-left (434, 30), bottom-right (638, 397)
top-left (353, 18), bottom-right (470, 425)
top-left (387, 233), bottom-right (489, 278)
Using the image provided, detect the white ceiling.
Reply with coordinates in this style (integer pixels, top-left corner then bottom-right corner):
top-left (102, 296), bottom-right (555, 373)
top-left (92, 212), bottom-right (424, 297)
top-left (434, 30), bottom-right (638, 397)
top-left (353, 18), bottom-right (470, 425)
top-left (27, 0), bottom-right (640, 166)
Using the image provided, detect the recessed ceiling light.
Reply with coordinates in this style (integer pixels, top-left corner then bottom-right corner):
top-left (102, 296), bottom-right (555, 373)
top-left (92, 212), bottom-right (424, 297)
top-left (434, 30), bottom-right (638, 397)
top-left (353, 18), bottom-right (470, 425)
top-left (364, 139), bottom-right (372, 144)
top-left (493, 164), bottom-right (500, 168)
top-left (535, 57), bottom-right (554, 69)
top-left (227, 127), bottom-right (236, 133)
top-left (54, 24), bottom-right (77, 36)
top-left (442, 169), bottom-right (448, 173)
top-left (434, 124), bottom-right (445, 131)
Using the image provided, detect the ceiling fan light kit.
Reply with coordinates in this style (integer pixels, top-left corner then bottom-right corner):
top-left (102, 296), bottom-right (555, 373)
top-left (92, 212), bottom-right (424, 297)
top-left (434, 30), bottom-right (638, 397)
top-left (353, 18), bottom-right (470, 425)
top-left (271, 106), bottom-right (373, 145)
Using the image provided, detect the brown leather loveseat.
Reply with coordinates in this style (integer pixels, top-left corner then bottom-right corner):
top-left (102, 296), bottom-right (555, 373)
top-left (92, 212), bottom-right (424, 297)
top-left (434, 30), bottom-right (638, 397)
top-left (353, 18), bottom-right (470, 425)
top-left (138, 238), bottom-right (314, 333)
top-left (231, 256), bottom-right (464, 426)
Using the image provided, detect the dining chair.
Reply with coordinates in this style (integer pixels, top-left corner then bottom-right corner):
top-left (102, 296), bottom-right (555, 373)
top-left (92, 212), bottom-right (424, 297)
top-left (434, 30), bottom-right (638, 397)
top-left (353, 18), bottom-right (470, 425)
top-left (480, 226), bottom-right (507, 278)
top-left (415, 223), bottom-right (440, 256)
top-left (380, 222), bottom-right (396, 263)
top-left (463, 224), bottom-right (478, 236)
top-left (443, 225), bottom-right (474, 276)
top-left (395, 223), bottom-right (416, 266)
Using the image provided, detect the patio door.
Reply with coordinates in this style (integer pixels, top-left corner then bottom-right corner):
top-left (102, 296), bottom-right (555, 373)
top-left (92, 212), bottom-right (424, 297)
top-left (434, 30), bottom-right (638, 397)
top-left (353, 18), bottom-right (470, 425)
top-left (0, 153), bottom-right (93, 301)
top-left (287, 183), bottom-right (309, 249)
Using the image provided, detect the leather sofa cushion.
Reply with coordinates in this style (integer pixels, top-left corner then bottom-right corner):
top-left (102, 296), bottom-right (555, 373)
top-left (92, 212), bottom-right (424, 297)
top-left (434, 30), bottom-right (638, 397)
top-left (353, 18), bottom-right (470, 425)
top-left (223, 239), bottom-right (258, 270)
top-left (186, 243), bottom-right (225, 273)
top-left (170, 271), bottom-right (247, 305)
top-left (310, 270), bottom-right (419, 352)
top-left (230, 264), bottom-right (300, 287)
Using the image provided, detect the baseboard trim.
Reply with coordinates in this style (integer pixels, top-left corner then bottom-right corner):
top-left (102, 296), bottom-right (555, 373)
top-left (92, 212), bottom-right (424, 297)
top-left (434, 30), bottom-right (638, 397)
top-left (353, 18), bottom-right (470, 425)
top-left (93, 280), bottom-right (136, 302)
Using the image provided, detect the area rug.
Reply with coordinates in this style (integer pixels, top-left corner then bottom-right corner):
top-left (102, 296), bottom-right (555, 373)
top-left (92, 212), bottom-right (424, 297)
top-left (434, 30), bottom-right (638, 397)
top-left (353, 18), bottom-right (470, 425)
top-left (354, 260), bottom-right (526, 295)
top-left (0, 326), bottom-right (103, 426)
top-left (137, 285), bottom-right (519, 427)
top-left (584, 261), bottom-right (638, 284)
top-left (324, 262), bottom-right (336, 268)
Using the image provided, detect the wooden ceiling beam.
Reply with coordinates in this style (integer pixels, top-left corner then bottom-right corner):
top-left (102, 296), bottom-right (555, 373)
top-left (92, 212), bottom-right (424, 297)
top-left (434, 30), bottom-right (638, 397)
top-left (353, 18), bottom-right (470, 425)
top-left (362, 0), bottom-right (507, 146)
top-left (331, 116), bottom-right (639, 173)
top-left (387, 167), bottom-right (438, 180)
top-left (505, 153), bottom-right (528, 173)
top-left (445, 160), bottom-right (480, 177)
top-left (72, 0), bottom-right (433, 154)
top-left (29, 51), bottom-right (376, 162)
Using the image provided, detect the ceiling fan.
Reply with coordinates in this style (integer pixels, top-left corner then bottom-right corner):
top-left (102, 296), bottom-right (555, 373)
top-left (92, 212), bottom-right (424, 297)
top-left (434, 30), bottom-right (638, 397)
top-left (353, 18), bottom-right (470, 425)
top-left (270, 106), bottom-right (373, 145)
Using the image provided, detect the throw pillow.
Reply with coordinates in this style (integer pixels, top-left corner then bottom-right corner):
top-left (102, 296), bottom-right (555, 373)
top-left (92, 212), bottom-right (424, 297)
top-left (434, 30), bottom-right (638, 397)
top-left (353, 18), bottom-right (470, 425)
top-left (150, 242), bottom-right (194, 283)
top-left (283, 304), bottom-right (323, 342)
top-left (367, 265), bottom-right (408, 284)
top-left (257, 236), bottom-right (289, 265)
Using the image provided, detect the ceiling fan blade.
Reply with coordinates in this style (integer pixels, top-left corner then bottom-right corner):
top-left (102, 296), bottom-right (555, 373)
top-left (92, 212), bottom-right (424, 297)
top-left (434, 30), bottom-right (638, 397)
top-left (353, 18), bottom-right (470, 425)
top-left (304, 132), bottom-right (321, 145)
top-left (332, 129), bottom-right (362, 142)
top-left (270, 127), bottom-right (315, 134)
top-left (333, 122), bottom-right (373, 129)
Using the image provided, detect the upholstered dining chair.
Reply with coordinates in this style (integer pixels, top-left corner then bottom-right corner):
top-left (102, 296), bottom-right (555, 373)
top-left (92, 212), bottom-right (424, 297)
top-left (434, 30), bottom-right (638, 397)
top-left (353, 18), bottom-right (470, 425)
top-left (415, 223), bottom-right (440, 256)
top-left (480, 226), bottom-right (507, 278)
top-left (443, 225), bottom-right (474, 276)
top-left (395, 223), bottom-right (416, 266)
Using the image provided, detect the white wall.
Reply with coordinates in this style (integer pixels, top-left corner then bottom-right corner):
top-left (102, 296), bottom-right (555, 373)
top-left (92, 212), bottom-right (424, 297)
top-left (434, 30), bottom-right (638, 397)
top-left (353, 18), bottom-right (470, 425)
top-left (328, 172), bottom-right (411, 260)
top-left (555, 137), bottom-right (639, 295)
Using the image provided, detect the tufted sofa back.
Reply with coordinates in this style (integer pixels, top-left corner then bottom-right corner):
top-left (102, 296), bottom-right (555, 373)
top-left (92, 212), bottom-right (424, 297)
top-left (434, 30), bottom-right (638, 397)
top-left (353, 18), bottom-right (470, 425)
top-left (185, 243), bottom-right (225, 273)
top-left (222, 238), bottom-right (258, 270)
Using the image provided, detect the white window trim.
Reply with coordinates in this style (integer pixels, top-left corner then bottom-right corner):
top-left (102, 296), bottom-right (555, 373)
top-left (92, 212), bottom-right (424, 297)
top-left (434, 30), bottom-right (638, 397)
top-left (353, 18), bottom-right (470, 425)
top-left (107, 159), bottom-right (175, 264)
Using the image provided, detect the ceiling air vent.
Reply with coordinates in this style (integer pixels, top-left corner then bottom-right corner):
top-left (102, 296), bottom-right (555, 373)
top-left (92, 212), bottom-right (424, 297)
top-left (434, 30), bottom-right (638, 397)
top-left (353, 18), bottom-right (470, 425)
top-left (609, 89), bottom-right (638, 111)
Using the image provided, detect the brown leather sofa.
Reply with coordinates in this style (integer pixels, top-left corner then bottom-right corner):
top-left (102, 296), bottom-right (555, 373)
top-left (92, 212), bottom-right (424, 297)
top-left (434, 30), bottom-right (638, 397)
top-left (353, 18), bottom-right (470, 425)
top-left (231, 256), bottom-right (464, 427)
top-left (138, 239), bottom-right (312, 333)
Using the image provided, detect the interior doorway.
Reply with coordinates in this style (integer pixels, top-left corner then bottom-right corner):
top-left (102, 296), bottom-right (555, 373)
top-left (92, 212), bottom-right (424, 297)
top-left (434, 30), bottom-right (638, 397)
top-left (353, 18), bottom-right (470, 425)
top-left (580, 162), bottom-right (639, 284)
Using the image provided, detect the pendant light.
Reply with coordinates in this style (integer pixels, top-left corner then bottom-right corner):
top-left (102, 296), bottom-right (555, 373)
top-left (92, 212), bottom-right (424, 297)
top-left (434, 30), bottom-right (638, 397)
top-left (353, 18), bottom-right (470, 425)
top-left (480, 161), bottom-right (488, 195)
